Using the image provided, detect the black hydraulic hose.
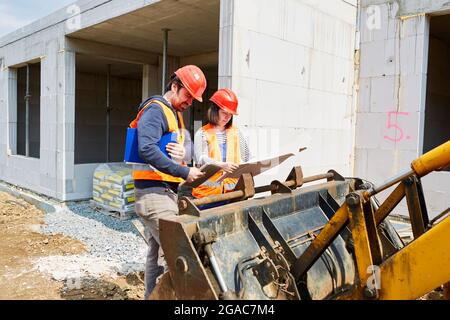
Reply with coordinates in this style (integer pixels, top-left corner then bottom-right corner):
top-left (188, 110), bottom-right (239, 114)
top-left (234, 253), bottom-right (260, 299)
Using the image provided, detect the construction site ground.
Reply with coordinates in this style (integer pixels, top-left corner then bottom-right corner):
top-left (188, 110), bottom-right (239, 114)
top-left (0, 191), bottom-right (144, 300)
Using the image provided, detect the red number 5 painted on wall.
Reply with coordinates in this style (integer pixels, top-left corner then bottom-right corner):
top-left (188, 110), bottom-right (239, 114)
top-left (384, 111), bottom-right (410, 142)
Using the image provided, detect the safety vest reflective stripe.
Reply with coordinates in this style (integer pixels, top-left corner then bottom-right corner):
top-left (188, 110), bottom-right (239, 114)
top-left (202, 180), bottom-right (222, 188)
top-left (130, 99), bottom-right (186, 183)
top-left (192, 124), bottom-right (241, 198)
top-left (224, 183), bottom-right (237, 192)
top-left (196, 176), bottom-right (237, 190)
top-left (132, 165), bottom-right (184, 183)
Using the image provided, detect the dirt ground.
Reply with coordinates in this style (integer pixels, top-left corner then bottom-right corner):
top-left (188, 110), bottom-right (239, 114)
top-left (0, 191), bottom-right (144, 300)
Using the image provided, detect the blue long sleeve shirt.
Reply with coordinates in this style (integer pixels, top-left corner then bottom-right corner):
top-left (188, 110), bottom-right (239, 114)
top-left (135, 96), bottom-right (190, 189)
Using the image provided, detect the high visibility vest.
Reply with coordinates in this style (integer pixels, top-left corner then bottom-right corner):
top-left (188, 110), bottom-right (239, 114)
top-left (130, 99), bottom-right (186, 184)
top-left (192, 124), bottom-right (241, 198)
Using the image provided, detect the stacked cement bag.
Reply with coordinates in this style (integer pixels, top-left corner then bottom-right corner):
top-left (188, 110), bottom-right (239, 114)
top-left (92, 163), bottom-right (135, 213)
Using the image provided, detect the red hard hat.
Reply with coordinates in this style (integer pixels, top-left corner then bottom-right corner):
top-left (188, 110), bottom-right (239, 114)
top-left (210, 88), bottom-right (239, 115)
top-left (175, 65), bottom-right (207, 102)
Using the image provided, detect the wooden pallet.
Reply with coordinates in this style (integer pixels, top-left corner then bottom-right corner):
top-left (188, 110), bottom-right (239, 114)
top-left (89, 200), bottom-right (137, 221)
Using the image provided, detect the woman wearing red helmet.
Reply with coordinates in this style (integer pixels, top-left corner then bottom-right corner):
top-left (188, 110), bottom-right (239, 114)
top-left (192, 88), bottom-right (252, 199)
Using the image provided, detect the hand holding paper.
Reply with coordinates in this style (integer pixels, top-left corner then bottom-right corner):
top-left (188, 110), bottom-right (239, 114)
top-left (220, 162), bottom-right (239, 173)
top-left (216, 148), bottom-right (307, 182)
top-left (185, 167), bottom-right (205, 184)
top-left (181, 163), bottom-right (223, 188)
top-left (181, 147), bottom-right (307, 188)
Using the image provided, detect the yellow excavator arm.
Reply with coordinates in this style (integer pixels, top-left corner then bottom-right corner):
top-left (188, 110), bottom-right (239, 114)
top-left (379, 214), bottom-right (450, 299)
top-left (350, 140), bottom-right (450, 300)
top-left (379, 140), bottom-right (450, 299)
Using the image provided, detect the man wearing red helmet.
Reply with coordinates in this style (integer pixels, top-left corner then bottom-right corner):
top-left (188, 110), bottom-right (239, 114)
top-left (130, 65), bottom-right (206, 299)
top-left (192, 88), bottom-right (252, 199)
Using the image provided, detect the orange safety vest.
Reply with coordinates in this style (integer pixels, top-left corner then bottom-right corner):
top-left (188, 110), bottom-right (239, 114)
top-left (192, 124), bottom-right (241, 198)
top-left (130, 99), bottom-right (186, 183)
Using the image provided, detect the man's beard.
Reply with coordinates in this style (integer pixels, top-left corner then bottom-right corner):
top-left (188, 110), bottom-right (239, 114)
top-left (176, 103), bottom-right (189, 112)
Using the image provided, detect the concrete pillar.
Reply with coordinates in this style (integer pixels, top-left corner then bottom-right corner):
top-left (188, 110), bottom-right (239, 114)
top-left (0, 62), bottom-right (5, 143)
top-left (56, 49), bottom-right (76, 200)
top-left (39, 39), bottom-right (59, 198)
top-left (417, 15), bottom-right (430, 154)
top-left (218, 0), bottom-right (234, 89)
top-left (0, 62), bottom-right (7, 177)
top-left (38, 37), bottom-right (76, 200)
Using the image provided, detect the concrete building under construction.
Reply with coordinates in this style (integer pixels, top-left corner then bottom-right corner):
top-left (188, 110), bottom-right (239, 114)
top-left (0, 0), bottom-right (448, 217)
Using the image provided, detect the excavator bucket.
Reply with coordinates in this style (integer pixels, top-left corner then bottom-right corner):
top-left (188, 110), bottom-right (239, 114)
top-left (152, 172), bottom-right (400, 300)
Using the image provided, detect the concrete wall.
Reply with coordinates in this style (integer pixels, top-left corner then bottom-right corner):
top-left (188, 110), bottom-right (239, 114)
top-left (220, 0), bottom-right (358, 186)
top-left (356, 0), bottom-right (450, 218)
top-left (0, 13), bottom-right (76, 200)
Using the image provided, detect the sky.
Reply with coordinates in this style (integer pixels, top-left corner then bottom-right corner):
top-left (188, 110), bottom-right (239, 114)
top-left (0, 0), bottom-right (75, 37)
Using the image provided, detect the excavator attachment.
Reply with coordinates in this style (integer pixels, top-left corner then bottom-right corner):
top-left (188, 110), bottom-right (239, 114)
top-left (152, 140), bottom-right (450, 300)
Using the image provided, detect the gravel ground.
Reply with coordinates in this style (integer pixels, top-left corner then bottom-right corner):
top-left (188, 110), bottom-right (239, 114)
top-left (36, 200), bottom-right (147, 282)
